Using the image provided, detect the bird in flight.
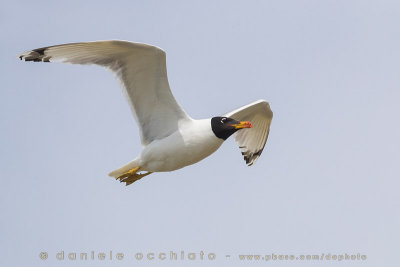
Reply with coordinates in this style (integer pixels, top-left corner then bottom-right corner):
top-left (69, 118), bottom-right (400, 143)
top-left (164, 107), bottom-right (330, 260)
top-left (19, 40), bottom-right (273, 185)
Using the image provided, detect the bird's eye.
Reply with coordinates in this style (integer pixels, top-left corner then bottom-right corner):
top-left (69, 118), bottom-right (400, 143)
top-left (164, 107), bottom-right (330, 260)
top-left (221, 118), bottom-right (226, 123)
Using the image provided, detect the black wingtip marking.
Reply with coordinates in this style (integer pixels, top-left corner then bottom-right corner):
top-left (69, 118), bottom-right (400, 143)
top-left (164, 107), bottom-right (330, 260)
top-left (242, 147), bottom-right (264, 166)
top-left (33, 47), bottom-right (46, 55)
top-left (19, 48), bottom-right (52, 62)
top-left (24, 58), bottom-right (38, 62)
top-left (253, 150), bottom-right (262, 157)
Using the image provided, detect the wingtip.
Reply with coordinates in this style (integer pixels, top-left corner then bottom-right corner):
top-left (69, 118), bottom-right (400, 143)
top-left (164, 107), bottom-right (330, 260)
top-left (18, 47), bottom-right (52, 62)
top-left (18, 53), bottom-right (26, 61)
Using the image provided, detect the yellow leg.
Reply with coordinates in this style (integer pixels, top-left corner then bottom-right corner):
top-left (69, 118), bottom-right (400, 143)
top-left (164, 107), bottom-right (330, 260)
top-left (115, 166), bottom-right (153, 186)
top-left (116, 166), bottom-right (140, 179)
top-left (123, 172), bottom-right (153, 186)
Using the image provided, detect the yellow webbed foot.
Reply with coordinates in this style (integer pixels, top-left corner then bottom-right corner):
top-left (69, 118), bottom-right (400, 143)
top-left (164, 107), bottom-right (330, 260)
top-left (116, 166), bottom-right (140, 179)
top-left (123, 172), bottom-right (153, 186)
top-left (114, 166), bottom-right (153, 186)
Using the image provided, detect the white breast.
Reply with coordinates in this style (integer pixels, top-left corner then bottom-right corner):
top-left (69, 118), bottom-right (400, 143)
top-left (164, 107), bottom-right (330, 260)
top-left (139, 119), bottom-right (223, 172)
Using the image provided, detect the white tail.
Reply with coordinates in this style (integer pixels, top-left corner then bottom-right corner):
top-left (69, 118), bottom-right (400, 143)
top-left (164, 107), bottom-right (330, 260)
top-left (108, 158), bottom-right (140, 178)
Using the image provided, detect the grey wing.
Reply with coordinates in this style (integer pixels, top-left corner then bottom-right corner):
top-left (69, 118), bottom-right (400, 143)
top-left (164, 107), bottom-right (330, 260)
top-left (224, 100), bottom-right (273, 166)
top-left (19, 40), bottom-right (190, 145)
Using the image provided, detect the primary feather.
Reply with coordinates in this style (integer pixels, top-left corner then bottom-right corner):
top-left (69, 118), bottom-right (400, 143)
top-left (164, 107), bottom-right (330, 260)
top-left (224, 100), bottom-right (273, 165)
top-left (19, 40), bottom-right (190, 145)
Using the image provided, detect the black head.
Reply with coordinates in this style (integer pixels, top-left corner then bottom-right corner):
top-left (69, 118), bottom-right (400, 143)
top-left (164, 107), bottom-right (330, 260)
top-left (211, 116), bottom-right (253, 140)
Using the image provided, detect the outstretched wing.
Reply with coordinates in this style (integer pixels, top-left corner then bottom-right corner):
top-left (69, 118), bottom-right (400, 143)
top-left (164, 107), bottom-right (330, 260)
top-left (224, 100), bottom-right (273, 166)
top-left (19, 40), bottom-right (190, 145)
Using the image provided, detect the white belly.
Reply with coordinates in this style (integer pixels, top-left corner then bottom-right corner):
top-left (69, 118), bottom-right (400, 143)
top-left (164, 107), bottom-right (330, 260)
top-left (139, 119), bottom-right (223, 172)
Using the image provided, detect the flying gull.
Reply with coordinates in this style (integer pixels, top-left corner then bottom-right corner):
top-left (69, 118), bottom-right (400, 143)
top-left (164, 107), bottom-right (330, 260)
top-left (19, 40), bottom-right (273, 185)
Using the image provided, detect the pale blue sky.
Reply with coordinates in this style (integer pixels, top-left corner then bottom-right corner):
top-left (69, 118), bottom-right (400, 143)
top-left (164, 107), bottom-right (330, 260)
top-left (1, 1), bottom-right (400, 266)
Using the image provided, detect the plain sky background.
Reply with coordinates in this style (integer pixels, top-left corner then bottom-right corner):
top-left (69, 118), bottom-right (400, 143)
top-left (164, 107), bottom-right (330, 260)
top-left (1, 1), bottom-right (399, 266)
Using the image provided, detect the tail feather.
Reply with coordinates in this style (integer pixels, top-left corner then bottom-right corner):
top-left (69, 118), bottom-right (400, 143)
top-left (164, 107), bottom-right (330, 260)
top-left (109, 158), bottom-right (140, 178)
